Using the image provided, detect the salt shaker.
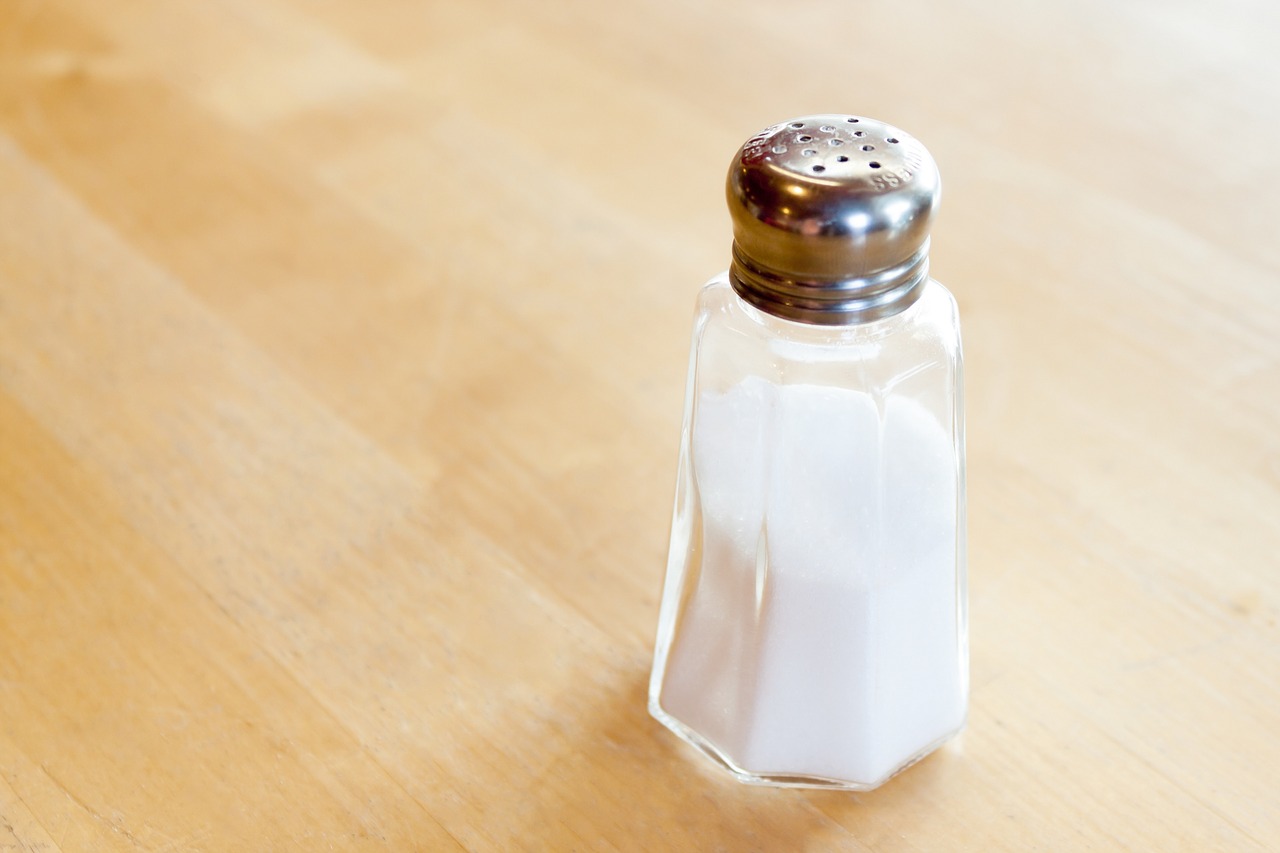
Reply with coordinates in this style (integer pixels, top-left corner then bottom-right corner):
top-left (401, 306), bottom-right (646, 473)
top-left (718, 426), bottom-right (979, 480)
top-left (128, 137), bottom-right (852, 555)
top-left (649, 115), bottom-right (967, 789)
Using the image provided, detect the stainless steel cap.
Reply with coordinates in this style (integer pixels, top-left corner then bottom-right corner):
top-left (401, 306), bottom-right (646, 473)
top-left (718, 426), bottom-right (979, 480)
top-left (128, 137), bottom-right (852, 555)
top-left (727, 114), bottom-right (941, 325)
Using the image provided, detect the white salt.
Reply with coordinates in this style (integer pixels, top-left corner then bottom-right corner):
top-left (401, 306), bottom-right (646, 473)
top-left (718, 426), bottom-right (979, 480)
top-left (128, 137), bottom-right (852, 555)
top-left (659, 376), bottom-right (964, 786)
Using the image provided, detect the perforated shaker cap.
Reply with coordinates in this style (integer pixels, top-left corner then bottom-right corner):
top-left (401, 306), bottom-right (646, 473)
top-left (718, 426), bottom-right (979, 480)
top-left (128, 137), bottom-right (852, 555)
top-left (727, 114), bottom-right (941, 325)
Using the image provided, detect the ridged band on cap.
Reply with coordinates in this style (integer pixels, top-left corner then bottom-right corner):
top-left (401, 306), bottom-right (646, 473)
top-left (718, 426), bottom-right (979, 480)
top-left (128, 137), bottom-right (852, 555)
top-left (729, 241), bottom-right (930, 326)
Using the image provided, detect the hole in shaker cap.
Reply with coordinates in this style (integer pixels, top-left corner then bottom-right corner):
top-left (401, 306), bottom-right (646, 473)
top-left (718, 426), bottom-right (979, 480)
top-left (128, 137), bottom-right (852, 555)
top-left (861, 144), bottom-right (875, 151)
top-left (802, 149), bottom-right (816, 156)
top-left (820, 125), bottom-right (835, 132)
top-left (869, 161), bottom-right (882, 169)
top-left (772, 145), bottom-right (787, 154)
top-left (812, 165), bottom-right (826, 172)
top-left (836, 155), bottom-right (849, 162)
top-left (829, 138), bottom-right (844, 146)
top-left (853, 130), bottom-right (865, 137)
top-left (887, 137), bottom-right (899, 143)
top-left (790, 122), bottom-right (804, 128)
top-left (798, 135), bottom-right (813, 142)
top-left (846, 117), bottom-right (860, 123)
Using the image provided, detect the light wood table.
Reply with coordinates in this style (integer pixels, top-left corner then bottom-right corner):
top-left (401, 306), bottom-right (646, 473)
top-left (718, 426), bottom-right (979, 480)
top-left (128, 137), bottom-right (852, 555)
top-left (1, 1), bottom-right (1277, 849)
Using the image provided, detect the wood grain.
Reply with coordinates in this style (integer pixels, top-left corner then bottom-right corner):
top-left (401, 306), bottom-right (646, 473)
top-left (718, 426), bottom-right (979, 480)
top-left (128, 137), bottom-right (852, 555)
top-left (1, 0), bottom-right (1277, 849)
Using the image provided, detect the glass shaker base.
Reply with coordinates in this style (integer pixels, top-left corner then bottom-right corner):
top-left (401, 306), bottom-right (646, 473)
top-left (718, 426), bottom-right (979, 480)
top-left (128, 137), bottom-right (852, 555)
top-left (649, 698), bottom-right (963, 791)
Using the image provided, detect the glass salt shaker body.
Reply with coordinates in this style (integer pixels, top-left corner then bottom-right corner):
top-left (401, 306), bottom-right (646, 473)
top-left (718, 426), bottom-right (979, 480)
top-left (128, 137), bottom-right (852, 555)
top-left (649, 115), bottom-right (967, 790)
